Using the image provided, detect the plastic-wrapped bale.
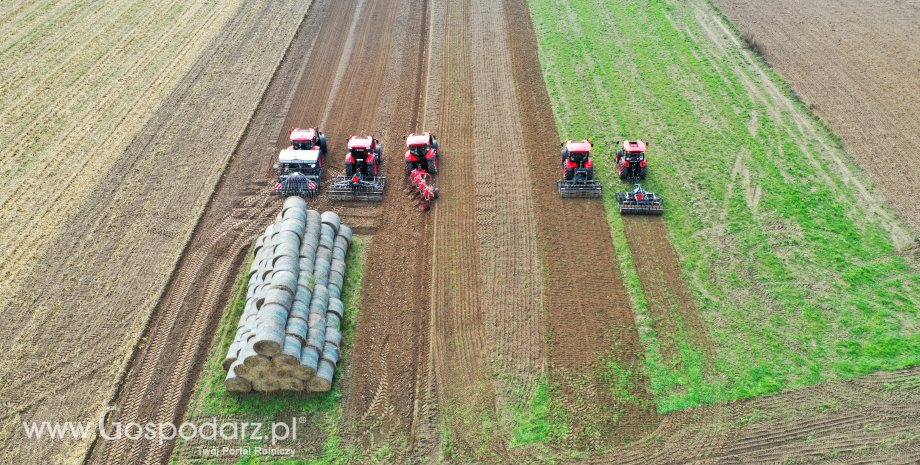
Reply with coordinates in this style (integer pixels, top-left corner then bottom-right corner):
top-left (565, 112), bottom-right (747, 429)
top-left (285, 316), bottom-right (308, 344)
top-left (311, 284), bottom-right (329, 309)
top-left (329, 260), bottom-right (346, 288)
top-left (252, 378), bottom-right (280, 392)
top-left (320, 211), bottom-right (340, 234)
top-left (240, 344), bottom-right (272, 370)
top-left (306, 314), bottom-right (326, 351)
top-left (263, 287), bottom-right (294, 311)
top-left (324, 326), bottom-right (342, 348)
top-left (294, 346), bottom-right (320, 380)
top-left (326, 312), bottom-right (341, 331)
top-left (321, 342), bottom-right (340, 365)
top-left (252, 320), bottom-right (285, 356)
top-left (299, 253), bottom-right (316, 275)
top-left (297, 271), bottom-right (315, 293)
top-left (327, 298), bottom-right (345, 320)
top-left (273, 335), bottom-right (303, 368)
top-left (318, 232), bottom-right (335, 252)
top-left (279, 377), bottom-right (304, 391)
top-left (225, 361), bottom-right (252, 393)
top-left (282, 195), bottom-right (307, 214)
top-left (337, 224), bottom-right (352, 246)
top-left (278, 216), bottom-right (306, 241)
top-left (327, 282), bottom-right (342, 301)
top-left (307, 359), bottom-right (335, 392)
top-left (289, 298), bottom-right (309, 322)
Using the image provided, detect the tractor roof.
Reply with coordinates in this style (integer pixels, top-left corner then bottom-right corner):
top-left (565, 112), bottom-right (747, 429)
top-left (406, 133), bottom-right (431, 146)
top-left (348, 136), bottom-right (374, 149)
top-left (279, 148), bottom-right (320, 163)
top-left (290, 128), bottom-right (316, 142)
top-left (566, 140), bottom-right (592, 153)
top-left (622, 140), bottom-right (646, 152)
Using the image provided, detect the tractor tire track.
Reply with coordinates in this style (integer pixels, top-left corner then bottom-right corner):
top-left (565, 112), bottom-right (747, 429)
top-left (622, 216), bottom-right (715, 366)
top-left (585, 365), bottom-right (920, 464)
top-left (503, 0), bottom-right (660, 448)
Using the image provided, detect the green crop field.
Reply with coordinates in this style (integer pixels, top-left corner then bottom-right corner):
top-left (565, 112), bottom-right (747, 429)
top-left (528, 0), bottom-right (920, 413)
top-left (173, 238), bottom-right (368, 464)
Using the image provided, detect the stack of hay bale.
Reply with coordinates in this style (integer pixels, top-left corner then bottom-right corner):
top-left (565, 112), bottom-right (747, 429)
top-left (223, 197), bottom-right (352, 393)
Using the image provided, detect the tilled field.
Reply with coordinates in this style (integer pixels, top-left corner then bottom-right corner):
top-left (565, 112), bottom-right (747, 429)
top-left (711, 0), bottom-right (920, 235)
top-left (6, 0), bottom-right (919, 463)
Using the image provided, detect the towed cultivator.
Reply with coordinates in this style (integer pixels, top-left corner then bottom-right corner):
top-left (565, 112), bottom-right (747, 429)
top-left (407, 168), bottom-right (439, 211)
top-left (557, 139), bottom-right (603, 198)
top-left (614, 140), bottom-right (663, 215)
top-left (326, 135), bottom-right (385, 201)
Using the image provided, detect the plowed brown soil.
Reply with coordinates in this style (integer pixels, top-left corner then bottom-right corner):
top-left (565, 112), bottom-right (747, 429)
top-left (710, 0), bottom-right (920, 236)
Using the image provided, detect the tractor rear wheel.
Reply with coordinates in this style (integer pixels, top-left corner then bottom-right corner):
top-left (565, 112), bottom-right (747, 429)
top-left (427, 158), bottom-right (438, 174)
top-left (405, 161), bottom-right (413, 176)
top-left (345, 162), bottom-right (354, 177)
top-left (564, 167), bottom-right (574, 180)
top-left (618, 163), bottom-right (628, 180)
top-left (319, 134), bottom-right (327, 155)
top-left (639, 166), bottom-right (647, 180)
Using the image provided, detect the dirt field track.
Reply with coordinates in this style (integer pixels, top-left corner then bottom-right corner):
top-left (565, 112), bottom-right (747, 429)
top-left (3, 0), bottom-right (920, 463)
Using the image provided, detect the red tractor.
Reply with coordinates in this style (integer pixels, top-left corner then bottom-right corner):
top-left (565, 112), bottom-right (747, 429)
top-left (614, 139), bottom-right (663, 215)
top-left (557, 139), bottom-right (602, 197)
top-left (615, 140), bottom-right (648, 180)
top-left (327, 135), bottom-right (386, 201)
top-left (274, 127), bottom-right (327, 197)
top-left (403, 132), bottom-right (439, 175)
top-left (344, 135), bottom-right (382, 177)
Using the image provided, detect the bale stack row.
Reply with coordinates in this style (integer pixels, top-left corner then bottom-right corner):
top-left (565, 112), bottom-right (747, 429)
top-left (223, 197), bottom-right (352, 393)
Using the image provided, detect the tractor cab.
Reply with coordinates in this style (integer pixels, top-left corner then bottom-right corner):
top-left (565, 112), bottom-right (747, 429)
top-left (345, 136), bottom-right (382, 177)
top-left (347, 136), bottom-right (377, 161)
top-left (557, 138), bottom-right (602, 197)
top-left (289, 127), bottom-right (319, 150)
top-left (404, 132), bottom-right (439, 174)
top-left (616, 140), bottom-right (648, 180)
top-left (563, 139), bottom-right (594, 167)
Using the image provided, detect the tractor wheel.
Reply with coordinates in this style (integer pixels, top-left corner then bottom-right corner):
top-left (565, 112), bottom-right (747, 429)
top-left (345, 162), bottom-right (354, 177)
top-left (561, 149), bottom-right (569, 165)
top-left (564, 167), bottom-right (574, 181)
top-left (427, 158), bottom-right (438, 174)
top-left (369, 159), bottom-right (377, 176)
top-left (639, 166), bottom-right (648, 180)
top-left (586, 168), bottom-right (594, 180)
top-left (618, 163), bottom-right (628, 180)
top-left (434, 188), bottom-right (440, 198)
top-left (319, 134), bottom-right (328, 155)
top-left (405, 161), bottom-right (413, 176)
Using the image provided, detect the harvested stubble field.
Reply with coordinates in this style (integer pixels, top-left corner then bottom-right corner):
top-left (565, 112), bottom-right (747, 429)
top-left (4, 0), bottom-right (920, 463)
top-left (0, 0), bottom-right (310, 462)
